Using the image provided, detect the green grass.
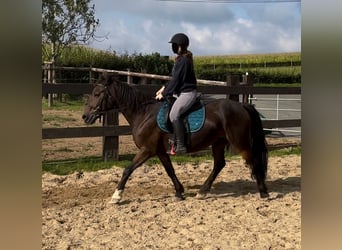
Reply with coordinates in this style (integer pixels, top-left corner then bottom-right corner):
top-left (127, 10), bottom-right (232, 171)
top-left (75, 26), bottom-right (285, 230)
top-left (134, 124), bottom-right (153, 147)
top-left (269, 145), bottom-right (301, 157)
top-left (254, 83), bottom-right (301, 88)
top-left (42, 146), bottom-right (301, 176)
top-left (42, 99), bottom-right (85, 111)
top-left (43, 154), bottom-right (142, 175)
top-left (43, 156), bottom-right (114, 175)
top-left (43, 114), bottom-right (77, 123)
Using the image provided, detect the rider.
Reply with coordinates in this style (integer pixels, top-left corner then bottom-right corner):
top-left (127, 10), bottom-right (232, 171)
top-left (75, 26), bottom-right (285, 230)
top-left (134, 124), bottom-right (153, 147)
top-left (155, 33), bottom-right (198, 154)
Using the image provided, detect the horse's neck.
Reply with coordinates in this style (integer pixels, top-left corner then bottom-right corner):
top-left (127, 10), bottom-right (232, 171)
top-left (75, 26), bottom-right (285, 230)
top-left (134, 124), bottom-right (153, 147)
top-left (114, 99), bottom-right (137, 125)
top-left (120, 104), bottom-right (158, 132)
top-left (112, 84), bottom-right (149, 126)
top-left (120, 110), bottom-right (136, 126)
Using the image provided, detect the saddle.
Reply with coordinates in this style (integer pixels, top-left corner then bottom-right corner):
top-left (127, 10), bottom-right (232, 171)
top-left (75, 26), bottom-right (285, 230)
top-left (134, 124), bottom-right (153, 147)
top-left (157, 96), bottom-right (205, 134)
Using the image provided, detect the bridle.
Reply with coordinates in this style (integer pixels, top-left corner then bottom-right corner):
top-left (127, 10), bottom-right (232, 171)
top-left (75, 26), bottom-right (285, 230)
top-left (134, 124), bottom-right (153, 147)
top-left (93, 85), bottom-right (116, 115)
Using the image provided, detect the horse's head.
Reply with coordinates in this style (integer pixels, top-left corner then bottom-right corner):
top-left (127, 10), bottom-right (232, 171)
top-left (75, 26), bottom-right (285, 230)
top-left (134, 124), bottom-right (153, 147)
top-left (82, 74), bottom-right (117, 124)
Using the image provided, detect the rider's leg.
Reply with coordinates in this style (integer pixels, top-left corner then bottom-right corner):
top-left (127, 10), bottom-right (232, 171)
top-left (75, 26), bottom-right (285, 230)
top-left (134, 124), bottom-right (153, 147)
top-left (169, 90), bottom-right (197, 154)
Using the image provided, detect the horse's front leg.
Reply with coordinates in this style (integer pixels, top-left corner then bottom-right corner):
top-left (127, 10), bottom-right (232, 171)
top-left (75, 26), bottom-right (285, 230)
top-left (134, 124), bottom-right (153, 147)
top-left (109, 148), bottom-right (151, 204)
top-left (158, 152), bottom-right (185, 201)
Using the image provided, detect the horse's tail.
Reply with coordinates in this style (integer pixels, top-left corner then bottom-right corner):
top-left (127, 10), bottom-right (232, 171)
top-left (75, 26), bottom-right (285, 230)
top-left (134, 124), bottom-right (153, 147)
top-left (243, 104), bottom-right (268, 181)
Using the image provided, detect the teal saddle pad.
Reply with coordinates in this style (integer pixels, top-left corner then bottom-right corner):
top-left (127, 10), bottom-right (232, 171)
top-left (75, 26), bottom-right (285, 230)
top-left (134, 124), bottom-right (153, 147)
top-left (157, 101), bottom-right (205, 133)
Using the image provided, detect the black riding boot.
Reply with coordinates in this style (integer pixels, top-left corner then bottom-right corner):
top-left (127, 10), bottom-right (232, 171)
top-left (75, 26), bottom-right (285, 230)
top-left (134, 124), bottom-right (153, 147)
top-left (173, 119), bottom-right (187, 154)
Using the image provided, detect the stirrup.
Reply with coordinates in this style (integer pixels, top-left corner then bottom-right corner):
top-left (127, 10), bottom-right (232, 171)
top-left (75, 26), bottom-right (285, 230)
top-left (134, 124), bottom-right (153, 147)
top-left (167, 143), bottom-right (176, 156)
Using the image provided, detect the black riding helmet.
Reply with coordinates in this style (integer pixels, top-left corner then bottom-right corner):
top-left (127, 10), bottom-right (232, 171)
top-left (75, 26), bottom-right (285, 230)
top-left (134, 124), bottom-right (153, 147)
top-left (169, 33), bottom-right (189, 54)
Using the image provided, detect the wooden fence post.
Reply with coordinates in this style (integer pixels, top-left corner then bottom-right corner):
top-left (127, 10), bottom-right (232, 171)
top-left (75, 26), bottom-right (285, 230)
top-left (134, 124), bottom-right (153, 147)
top-left (47, 62), bottom-right (53, 107)
top-left (127, 68), bottom-right (133, 84)
top-left (226, 74), bottom-right (240, 102)
top-left (227, 74), bottom-right (241, 156)
top-left (56, 65), bottom-right (62, 102)
top-left (89, 66), bottom-right (93, 84)
top-left (43, 62), bottom-right (49, 100)
top-left (102, 110), bottom-right (119, 161)
top-left (242, 72), bottom-right (253, 104)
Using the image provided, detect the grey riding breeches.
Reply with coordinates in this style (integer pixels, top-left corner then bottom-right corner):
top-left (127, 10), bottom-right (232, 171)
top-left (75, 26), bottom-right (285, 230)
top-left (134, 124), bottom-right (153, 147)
top-left (169, 90), bottom-right (197, 122)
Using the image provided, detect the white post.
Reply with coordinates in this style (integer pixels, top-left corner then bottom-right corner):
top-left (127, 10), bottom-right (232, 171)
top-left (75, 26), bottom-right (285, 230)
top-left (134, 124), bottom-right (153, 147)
top-left (276, 94), bottom-right (280, 120)
top-left (127, 68), bottom-right (133, 84)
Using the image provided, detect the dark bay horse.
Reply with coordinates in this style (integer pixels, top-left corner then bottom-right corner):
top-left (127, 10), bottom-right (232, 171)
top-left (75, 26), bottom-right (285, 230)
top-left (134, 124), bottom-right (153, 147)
top-left (82, 74), bottom-right (269, 204)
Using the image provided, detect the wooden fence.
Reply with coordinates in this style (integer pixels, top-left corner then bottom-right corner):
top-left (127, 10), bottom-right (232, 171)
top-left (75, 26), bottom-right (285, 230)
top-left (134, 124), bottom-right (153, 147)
top-left (42, 68), bottom-right (301, 161)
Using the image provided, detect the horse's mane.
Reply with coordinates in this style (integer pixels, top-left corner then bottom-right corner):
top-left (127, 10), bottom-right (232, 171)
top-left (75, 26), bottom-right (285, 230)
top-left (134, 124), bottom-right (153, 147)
top-left (106, 75), bottom-right (158, 112)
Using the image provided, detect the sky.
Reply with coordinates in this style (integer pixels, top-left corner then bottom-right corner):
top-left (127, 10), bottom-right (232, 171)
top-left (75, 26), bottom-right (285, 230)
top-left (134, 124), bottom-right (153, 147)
top-left (88, 0), bottom-right (301, 56)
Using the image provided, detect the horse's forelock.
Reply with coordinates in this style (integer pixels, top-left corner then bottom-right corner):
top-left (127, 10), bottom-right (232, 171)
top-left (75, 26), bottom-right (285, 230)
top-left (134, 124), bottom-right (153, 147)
top-left (105, 75), bottom-right (114, 86)
top-left (104, 73), bottom-right (120, 86)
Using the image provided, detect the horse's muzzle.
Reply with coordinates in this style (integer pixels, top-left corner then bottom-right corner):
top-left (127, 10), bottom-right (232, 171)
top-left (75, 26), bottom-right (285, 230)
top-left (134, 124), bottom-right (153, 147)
top-left (82, 113), bottom-right (100, 124)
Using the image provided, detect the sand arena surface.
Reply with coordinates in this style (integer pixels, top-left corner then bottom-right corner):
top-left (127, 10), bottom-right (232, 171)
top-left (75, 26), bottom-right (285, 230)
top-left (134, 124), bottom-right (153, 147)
top-left (42, 109), bottom-right (301, 249)
top-left (42, 155), bottom-right (300, 249)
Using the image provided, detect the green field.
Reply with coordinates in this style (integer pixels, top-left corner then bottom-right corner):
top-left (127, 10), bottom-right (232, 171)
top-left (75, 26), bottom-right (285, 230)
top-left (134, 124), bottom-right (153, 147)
top-left (42, 45), bottom-right (301, 84)
top-left (193, 52), bottom-right (301, 84)
top-left (194, 52), bottom-right (300, 67)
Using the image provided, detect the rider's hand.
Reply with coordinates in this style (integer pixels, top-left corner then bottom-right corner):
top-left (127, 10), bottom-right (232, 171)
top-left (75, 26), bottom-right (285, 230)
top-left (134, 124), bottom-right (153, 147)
top-left (155, 93), bottom-right (163, 100)
top-left (156, 86), bottom-right (165, 96)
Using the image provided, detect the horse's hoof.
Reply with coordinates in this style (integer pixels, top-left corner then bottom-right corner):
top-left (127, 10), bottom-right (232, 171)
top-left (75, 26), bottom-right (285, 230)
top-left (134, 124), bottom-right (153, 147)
top-left (109, 189), bottom-right (123, 204)
top-left (108, 198), bottom-right (121, 204)
top-left (195, 192), bottom-right (207, 200)
top-left (173, 196), bottom-right (184, 202)
top-left (173, 194), bottom-right (185, 202)
top-left (260, 192), bottom-right (269, 198)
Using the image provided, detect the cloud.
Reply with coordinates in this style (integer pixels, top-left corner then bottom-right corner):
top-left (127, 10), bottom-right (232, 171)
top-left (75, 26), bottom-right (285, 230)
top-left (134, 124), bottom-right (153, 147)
top-left (94, 0), bottom-right (235, 25)
top-left (90, 0), bottom-right (301, 55)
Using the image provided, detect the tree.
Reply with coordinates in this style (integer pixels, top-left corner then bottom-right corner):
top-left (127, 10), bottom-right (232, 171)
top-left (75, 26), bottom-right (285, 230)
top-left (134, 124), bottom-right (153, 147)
top-left (42, 0), bottom-right (100, 64)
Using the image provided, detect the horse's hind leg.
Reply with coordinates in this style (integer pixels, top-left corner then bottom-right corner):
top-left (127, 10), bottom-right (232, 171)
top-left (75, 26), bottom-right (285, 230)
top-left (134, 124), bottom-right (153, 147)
top-left (196, 139), bottom-right (227, 199)
top-left (242, 150), bottom-right (269, 198)
top-left (158, 152), bottom-right (185, 200)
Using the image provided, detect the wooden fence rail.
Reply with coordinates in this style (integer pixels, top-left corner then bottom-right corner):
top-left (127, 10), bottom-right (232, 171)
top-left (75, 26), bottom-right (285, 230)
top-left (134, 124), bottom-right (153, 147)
top-left (42, 65), bottom-right (228, 86)
top-left (42, 83), bottom-right (301, 96)
top-left (42, 82), bottom-right (301, 161)
top-left (42, 120), bottom-right (300, 140)
top-left (42, 125), bottom-right (132, 139)
top-left (42, 83), bottom-right (300, 96)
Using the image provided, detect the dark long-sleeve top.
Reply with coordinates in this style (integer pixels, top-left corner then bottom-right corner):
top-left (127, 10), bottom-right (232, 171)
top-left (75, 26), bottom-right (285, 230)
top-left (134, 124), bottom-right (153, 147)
top-left (162, 53), bottom-right (197, 97)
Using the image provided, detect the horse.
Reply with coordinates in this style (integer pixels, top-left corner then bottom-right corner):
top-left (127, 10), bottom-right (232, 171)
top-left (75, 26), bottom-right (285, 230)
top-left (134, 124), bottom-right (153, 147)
top-left (82, 74), bottom-right (269, 204)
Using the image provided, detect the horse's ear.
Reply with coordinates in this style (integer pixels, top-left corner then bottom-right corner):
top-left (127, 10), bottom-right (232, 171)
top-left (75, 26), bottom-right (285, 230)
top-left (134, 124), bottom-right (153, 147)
top-left (105, 73), bottom-right (119, 86)
top-left (94, 73), bottom-right (107, 87)
top-left (95, 72), bottom-right (119, 86)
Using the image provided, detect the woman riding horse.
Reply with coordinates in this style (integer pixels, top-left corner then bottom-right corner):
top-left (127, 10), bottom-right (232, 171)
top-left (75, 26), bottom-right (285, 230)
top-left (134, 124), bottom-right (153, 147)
top-left (156, 33), bottom-right (197, 155)
top-left (83, 72), bottom-right (269, 204)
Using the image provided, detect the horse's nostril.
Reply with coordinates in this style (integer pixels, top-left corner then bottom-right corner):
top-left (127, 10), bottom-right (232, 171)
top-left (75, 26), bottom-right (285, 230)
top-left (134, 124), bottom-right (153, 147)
top-left (82, 114), bottom-right (86, 119)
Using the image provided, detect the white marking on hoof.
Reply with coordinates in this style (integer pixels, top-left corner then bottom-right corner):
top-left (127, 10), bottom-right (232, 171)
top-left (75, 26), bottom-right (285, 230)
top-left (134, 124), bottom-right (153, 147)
top-left (109, 189), bottom-right (123, 204)
top-left (195, 192), bottom-right (207, 200)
